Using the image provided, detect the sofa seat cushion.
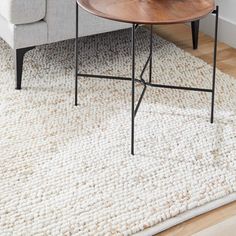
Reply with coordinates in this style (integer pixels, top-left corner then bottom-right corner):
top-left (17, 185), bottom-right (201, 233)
top-left (0, 0), bottom-right (46, 25)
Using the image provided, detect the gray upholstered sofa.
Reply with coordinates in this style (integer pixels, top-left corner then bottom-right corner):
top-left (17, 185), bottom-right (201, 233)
top-left (0, 0), bottom-right (199, 90)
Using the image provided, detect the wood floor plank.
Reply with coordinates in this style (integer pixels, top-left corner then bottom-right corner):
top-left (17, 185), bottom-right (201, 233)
top-left (153, 24), bottom-right (236, 78)
top-left (192, 215), bottom-right (236, 236)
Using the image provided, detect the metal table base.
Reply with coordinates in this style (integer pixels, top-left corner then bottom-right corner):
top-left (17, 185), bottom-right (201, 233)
top-left (75, 4), bottom-right (219, 155)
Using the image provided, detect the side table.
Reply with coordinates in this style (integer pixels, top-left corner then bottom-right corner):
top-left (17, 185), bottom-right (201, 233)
top-left (75, 0), bottom-right (218, 155)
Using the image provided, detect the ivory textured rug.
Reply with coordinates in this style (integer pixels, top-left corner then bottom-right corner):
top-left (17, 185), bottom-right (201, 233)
top-left (0, 28), bottom-right (236, 236)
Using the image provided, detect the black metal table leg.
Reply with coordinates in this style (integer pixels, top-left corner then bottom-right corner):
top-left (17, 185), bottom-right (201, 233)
top-left (211, 6), bottom-right (219, 123)
top-left (131, 24), bottom-right (135, 155)
top-left (149, 25), bottom-right (153, 84)
top-left (75, 2), bottom-right (79, 106)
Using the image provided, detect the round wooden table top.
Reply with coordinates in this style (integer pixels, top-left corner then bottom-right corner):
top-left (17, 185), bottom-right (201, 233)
top-left (77, 0), bottom-right (215, 24)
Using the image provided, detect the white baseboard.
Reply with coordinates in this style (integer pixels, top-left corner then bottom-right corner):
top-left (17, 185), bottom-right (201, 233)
top-left (200, 14), bottom-right (236, 48)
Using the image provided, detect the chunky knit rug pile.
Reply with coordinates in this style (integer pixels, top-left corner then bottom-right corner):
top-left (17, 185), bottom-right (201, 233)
top-left (0, 28), bottom-right (236, 235)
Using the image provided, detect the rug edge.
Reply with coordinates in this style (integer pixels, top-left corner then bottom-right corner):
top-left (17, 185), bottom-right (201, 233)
top-left (134, 193), bottom-right (236, 236)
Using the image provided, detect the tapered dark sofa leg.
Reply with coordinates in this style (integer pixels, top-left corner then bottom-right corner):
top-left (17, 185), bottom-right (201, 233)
top-left (15, 46), bottom-right (35, 90)
top-left (191, 20), bottom-right (200, 50)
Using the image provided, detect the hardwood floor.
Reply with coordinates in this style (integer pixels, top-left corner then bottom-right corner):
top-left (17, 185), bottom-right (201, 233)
top-left (157, 202), bottom-right (236, 236)
top-left (151, 24), bottom-right (236, 236)
top-left (192, 215), bottom-right (236, 236)
top-left (153, 24), bottom-right (236, 78)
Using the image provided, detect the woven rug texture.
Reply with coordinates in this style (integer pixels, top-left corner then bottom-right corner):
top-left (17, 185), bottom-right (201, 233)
top-left (0, 28), bottom-right (236, 235)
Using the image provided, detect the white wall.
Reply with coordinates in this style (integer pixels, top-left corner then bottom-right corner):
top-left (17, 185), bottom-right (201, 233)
top-left (200, 0), bottom-right (236, 48)
top-left (217, 0), bottom-right (236, 23)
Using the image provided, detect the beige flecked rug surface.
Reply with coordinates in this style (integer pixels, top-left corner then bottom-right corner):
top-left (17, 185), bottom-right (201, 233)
top-left (0, 28), bottom-right (236, 235)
